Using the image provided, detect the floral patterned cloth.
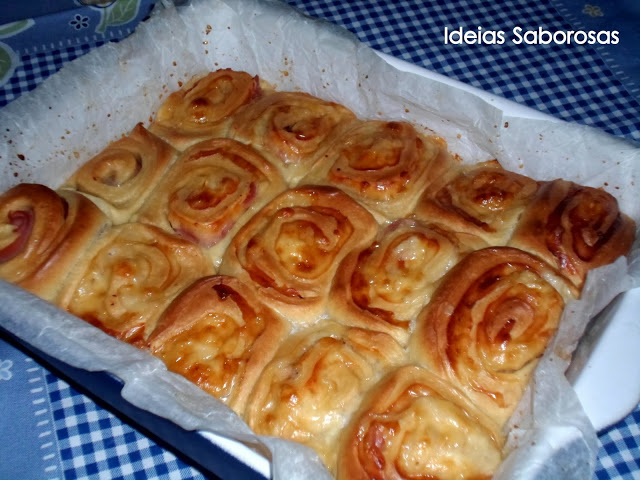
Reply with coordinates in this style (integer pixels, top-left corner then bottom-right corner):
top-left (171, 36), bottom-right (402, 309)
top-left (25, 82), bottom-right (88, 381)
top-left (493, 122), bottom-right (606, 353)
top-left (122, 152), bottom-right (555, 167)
top-left (0, 0), bottom-right (156, 88)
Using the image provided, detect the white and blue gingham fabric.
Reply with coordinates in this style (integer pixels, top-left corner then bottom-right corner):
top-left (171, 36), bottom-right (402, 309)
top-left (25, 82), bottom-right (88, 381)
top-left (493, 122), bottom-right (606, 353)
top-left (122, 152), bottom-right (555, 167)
top-left (0, 1), bottom-right (638, 479)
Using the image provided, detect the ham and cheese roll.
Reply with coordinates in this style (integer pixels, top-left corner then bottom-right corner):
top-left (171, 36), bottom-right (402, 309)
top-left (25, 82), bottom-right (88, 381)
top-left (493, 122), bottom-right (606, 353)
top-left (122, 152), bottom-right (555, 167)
top-left (0, 184), bottom-right (108, 301)
top-left (58, 223), bottom-right (213, 347)
top-left (64, 123), bottom-right (178, 224)
top-left (414, 160), bottom-right (539, 245)
top-left (135, 138), bottom-right (285, 267)
top-left (245, 321), bottom-right (404, 473)
top-left (229, 91), bottom-right (357, 184)
top-left (509, 179), bottom-right (635, 289)
top-left (148, 275), bottom-right (290, 414)
top-left (410, 246), bottom-right (578, 426)
top-left (337, 365), bottom-right (503, 480)
top-left (302, 120), bottom-right (452, 220)
top-left (219, 185), bottom-right (377, 324)
top-left (150, 69), bottom-right (263, 150)
top-left (329, 218), bottom-right (486, 344)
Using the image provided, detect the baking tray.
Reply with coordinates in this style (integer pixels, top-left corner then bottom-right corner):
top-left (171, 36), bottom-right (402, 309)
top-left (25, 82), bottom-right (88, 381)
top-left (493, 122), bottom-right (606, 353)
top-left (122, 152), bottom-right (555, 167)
top-left (379, 51), bottom-right (640, 432)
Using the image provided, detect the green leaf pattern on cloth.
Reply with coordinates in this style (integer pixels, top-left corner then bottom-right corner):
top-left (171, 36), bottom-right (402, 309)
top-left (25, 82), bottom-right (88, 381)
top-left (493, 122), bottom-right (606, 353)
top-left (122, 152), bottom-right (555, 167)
top-left (0, 20), bottom-right (34, 86)
top-left (96, 0), bottom-right (141, 34)
top-left (0, 19), bottom-right (35, 39)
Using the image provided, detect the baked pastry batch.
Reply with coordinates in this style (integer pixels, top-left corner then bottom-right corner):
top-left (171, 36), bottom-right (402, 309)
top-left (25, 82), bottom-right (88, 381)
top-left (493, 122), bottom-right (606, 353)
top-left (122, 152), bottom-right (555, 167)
top-left (0, 69), bottom-right (635, 479)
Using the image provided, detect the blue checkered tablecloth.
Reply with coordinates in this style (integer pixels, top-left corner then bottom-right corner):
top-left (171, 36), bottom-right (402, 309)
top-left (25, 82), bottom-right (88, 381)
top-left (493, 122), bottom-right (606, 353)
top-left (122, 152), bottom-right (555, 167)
top-left (0, 1), bottom-right (639, 479)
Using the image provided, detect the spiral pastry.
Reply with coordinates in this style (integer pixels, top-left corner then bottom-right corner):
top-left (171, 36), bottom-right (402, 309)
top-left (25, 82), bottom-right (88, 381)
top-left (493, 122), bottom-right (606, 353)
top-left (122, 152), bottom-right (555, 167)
top-left (135, 138), bottom-right (285, 266)
top-left (302, 120), bottom-right (452, 220)
top-left (148, 275), bottom-right (290, 414)
top-left (229, 91), bottom-right (357, 184)
top-left (64, 123), bottom-right (178, 224)
top-left (329, 218), bottom-right (486, 344)
top-left (337, 365), bottom-right (503, 480)
top-left (244, 321), bottom-right (404, 474)
top-left (414, 160), bottom-right (540, 245)
top-left (58, 223), bottom-right (214, 347)
top-left (0, 184), bottom-right (108, 301)
top-left (219, 185), bottom-right (377, 324)
top-left (410, 246), bottom-right (578, 426)
top-left (149, 69), bottom-right (263, 150)
top-left (509, 179), bottom-right (636, 289)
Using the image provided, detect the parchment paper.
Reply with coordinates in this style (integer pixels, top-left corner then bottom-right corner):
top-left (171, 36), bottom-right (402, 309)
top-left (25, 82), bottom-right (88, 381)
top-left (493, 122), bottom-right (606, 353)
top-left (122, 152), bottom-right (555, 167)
top-left (1, 0), bottom-right (639, 478)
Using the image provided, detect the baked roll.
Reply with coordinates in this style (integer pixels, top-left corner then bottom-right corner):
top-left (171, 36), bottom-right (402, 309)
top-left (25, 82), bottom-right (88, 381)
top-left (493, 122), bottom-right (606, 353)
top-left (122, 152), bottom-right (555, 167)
top-left (244, 321), bottom-right (404, 473)
top-left (229, 91), bottom-right (357, 185)
top-left (58, 223), bottom-right (214, 347)
top-left (337, 365), bottom-right (503, 480)
top-left (302, 120), bottom-right (452, 220)
top-left (413, 160), bottom-right (539, 245)
top-left (410, 246), bottom-right (578, 426)
top-left (64, 123), bottom-right (178, 224)
top-left (219, 185), bottom-right (377, 324)
top-left (148, 275), bottom-right (290, 414)
top-left (135, 138), bottom-right (285, 267)
top-left (149, 69), bottom-right (263, 150)
top-left (0, 184), bottom-right (109, 302)
top-left (329, 218), bottom-right (486, 344)
top-left (508, 179), bottom-right (636, 289)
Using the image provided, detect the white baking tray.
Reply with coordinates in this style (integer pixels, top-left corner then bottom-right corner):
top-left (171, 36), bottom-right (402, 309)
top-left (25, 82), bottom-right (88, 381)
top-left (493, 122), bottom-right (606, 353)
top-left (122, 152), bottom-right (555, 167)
top-left (378, 51), bottom-right (640, 432)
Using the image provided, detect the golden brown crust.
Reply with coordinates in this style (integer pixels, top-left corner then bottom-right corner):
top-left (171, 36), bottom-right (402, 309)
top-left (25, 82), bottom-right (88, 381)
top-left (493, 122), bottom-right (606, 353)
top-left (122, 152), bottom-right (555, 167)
top-left (2, 67), bottom-right (637, 480)
top-left (244, 321), bottom-right (404, 474)
top-left (229, 91), bottom-right (357, 185)
top-left (219, 185), bottom-right (378, 324)
top-left (149, 69), bottom-right (263, 150)
top-left (135, 138), bottom-right (286, 267)
top-left (58, 222), bottom-right (214, 347)
top-left (508, 179), bottom-right (636, 288)
top-left (64, 123), bottom-right (178, 224)
top-left (414, 160), bottom-right (540, 245)
top-left (328, 218), bottom-right (487, 344)
top-left (337, 365), bottom-right (504, 480)
top-left (410, 246), bottom-right (578, 427)
top-left (0, 184), bottom-right (109, 301)
top-left (148, 275), bottom-right (290, 414)
top-left (302, 120), bottom-right (453, 220)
